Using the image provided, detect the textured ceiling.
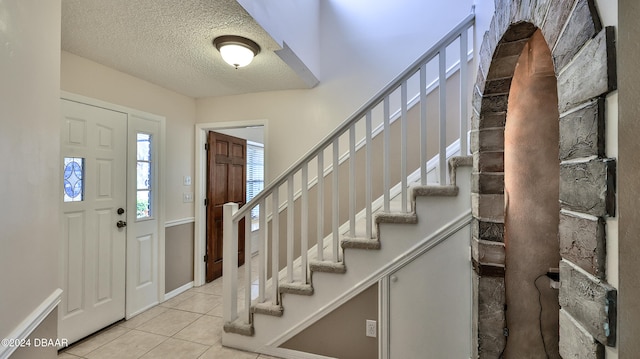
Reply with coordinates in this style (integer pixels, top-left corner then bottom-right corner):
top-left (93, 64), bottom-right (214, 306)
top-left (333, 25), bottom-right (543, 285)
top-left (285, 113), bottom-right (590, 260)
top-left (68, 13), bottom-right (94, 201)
top-left (61, 0), bottom-right (311, 98)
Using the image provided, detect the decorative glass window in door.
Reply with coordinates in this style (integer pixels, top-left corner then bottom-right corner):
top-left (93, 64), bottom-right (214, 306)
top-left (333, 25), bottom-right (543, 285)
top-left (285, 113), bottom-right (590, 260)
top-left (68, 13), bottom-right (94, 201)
top-left (137, 133), bottom-right (152, 219)
top-left (63, 157), bottom-right (85, 202)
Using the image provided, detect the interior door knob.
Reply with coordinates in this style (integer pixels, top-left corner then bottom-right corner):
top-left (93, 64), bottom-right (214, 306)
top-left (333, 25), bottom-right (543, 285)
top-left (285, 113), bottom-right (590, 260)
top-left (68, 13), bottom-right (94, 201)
top-left (116, 220), bottom-right (127, 228)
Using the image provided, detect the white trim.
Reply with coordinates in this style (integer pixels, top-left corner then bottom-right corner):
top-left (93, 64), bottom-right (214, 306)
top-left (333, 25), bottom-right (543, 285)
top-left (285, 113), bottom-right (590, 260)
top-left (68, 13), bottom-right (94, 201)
top-left (267, 210), bottom-right (473, 348)
top-left (157, 111), bottom-right (168, 309)
top-left (0, 288), bottom-right (62, 359)
top-left (379, 277), bottom-right (390, 359)
top-left (60, 91), bottom-right (165, 121)
top-left (257, 346), bottom-right (337, 359)
top-left (163, 281), bottom-right (194, 301)
top-left (194, 120), bottom-right (269, 286)
top-left (165, 217), bottom-right (195, 228)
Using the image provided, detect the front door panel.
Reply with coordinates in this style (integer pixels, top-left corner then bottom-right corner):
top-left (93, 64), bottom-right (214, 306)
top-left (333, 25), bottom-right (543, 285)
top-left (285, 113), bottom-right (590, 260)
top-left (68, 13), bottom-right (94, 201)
top-left (59, 99), bottom-right (127, 344)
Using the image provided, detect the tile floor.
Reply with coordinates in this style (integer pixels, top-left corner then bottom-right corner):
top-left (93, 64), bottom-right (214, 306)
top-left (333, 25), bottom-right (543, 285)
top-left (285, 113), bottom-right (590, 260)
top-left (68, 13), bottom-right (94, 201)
top-left (58, 271), bottom-right (280, 359)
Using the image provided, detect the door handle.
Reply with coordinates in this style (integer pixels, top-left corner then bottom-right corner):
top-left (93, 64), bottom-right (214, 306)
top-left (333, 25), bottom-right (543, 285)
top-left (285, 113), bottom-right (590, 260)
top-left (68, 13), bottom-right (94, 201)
top-left (116, 220), bottom-right (127, 228)
top-left (117, 208), bottom-right (125, 215)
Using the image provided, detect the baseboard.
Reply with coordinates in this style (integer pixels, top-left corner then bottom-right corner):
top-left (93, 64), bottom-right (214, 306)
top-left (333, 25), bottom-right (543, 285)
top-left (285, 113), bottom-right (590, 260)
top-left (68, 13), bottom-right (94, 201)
top-left (165, 217), bottom-right (195, 228)
top-left (164, 281), bottom-right (194, 301)
top-left (0, 288), bottom-right (62, 359)
top-left (258, 346), bottom-right (337, 359)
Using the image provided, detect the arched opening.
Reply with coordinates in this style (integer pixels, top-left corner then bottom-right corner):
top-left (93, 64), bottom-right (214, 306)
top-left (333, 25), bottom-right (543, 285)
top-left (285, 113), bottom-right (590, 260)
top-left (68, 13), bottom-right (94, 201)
top-left (503, 29), bottom-right (560, 358)
top-left (473, 2), bottom-right (617, 358)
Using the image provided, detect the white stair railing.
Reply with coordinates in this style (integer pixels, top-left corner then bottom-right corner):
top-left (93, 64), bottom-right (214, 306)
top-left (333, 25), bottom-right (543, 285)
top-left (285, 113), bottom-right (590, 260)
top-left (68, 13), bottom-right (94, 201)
top-left (223, 13), bottom-right (475, 329)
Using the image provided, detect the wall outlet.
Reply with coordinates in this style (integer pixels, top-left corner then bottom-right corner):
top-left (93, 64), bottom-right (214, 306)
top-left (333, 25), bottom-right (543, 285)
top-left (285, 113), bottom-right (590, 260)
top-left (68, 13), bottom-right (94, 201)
top-left (366, 320), bottom-right (377, 338)
top-left (183, 192), bottom-right (193, 203)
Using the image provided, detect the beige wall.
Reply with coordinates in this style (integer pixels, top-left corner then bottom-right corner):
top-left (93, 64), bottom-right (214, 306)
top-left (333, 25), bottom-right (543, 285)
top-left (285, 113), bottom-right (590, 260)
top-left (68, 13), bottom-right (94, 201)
top-left (11, 311), bottom-right (58, 359)
top-left (165, 223), bottom-right (195, 293)
top-left (197, 88), bottom-right (341, 185)
top-left (503, 31), bottom-right (561, 358)
top-left (617, 0), bottom-right (637, 358)
top-left (281, 283), bottom-right (378, 358)
top-left (0, 1), bottom-right (61, 356)
top-left (61, 51), bottom-right (197, 221)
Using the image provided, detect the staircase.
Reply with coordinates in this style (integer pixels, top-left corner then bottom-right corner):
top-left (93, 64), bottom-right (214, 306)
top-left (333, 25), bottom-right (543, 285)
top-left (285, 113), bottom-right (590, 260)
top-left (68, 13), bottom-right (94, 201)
top-left (221, 14), bottom-right (475, 358)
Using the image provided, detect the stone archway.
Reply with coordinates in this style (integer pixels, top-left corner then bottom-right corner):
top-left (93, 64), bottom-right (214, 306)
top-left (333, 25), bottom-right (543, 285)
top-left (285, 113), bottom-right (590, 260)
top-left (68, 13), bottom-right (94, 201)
top-left (470, 0), bottom-right (617, 358)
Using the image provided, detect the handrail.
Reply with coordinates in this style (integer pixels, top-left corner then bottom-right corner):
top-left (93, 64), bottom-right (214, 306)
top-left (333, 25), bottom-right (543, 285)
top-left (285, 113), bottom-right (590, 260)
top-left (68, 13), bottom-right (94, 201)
top-left (230, 13), bottom-right (475, 222)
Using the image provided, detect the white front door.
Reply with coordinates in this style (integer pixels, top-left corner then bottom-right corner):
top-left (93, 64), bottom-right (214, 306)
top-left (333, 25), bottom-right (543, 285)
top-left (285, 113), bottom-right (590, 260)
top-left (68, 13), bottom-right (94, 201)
top-left (125, 114), bottom-right (161, 317)
top-left (59, 99), bottom-right (127, 344)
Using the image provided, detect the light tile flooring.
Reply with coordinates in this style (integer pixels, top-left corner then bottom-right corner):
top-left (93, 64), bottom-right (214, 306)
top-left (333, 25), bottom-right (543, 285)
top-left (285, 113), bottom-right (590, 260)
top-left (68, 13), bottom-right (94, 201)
top-left (58, 271), bottom-right (280, 359)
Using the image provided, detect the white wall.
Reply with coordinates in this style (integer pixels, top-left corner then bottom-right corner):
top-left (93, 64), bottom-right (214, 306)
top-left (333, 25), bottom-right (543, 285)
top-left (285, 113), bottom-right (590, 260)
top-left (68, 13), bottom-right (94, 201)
top-left (61, 52), bottom-right (197, 222)
top-left (237, 0), bottom-right (320, 80)
top-left (0, 0), bottom-right (61, 342)
top-left (319, 0), bottom-right (474, 97)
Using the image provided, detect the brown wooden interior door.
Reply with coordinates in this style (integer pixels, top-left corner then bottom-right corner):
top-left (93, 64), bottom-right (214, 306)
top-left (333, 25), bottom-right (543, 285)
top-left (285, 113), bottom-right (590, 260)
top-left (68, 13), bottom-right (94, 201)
top-left (206, 131), bottom-right (246, 282)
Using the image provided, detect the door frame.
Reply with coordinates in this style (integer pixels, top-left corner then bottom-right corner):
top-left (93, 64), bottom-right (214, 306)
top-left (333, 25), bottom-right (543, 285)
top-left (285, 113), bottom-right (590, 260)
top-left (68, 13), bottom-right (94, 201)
top-left (60, 91), bottom-right (166, 318)
top-left (194, 120), bottom-right (268, 286)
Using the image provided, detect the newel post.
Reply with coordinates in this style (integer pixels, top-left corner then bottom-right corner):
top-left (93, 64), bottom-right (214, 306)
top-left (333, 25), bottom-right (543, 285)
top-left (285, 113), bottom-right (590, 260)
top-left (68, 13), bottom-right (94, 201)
top-left (223, 202), bottom-right (239, 324)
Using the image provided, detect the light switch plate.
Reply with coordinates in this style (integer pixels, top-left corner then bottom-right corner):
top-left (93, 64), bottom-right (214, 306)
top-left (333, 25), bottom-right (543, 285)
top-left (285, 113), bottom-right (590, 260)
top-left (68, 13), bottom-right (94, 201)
top-left (183, 176), bottom-right (192, 186)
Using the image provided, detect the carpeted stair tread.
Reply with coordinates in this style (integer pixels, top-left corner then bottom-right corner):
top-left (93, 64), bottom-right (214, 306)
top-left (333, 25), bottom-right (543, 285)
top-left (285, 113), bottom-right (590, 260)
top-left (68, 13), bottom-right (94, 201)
top-left (252, 302), bottom-right (284, 317)
top-left (341, 237), bottom-right (381, 250)
top-left (309, 260), bottom-right (347, 274)
top-left (223, 318), bottom-right (254, 337)
top-left (279, 282), bottom-right (314, 296)
top-left (375, 212), bottom-right (418, 224)
top-left (412, 185), bottom-right (459, 197)
top-left (449, 156), bottom-right (472, 185)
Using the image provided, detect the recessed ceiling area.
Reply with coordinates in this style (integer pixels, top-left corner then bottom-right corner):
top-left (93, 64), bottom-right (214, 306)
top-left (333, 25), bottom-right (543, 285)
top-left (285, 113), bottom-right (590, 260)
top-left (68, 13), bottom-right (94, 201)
top-left (61, 0), bottom-right (313, 98)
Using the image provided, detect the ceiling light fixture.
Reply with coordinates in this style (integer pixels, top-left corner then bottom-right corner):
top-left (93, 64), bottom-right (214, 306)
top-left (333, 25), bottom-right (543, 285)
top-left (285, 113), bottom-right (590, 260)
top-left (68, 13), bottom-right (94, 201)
top-left (213, 35), bottom-right (261, 69)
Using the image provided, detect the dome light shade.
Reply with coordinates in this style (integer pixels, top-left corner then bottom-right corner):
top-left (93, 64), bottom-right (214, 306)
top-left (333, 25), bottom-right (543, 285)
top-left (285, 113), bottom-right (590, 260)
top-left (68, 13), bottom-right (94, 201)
top-left (213, 35), bottom-right (260, 69)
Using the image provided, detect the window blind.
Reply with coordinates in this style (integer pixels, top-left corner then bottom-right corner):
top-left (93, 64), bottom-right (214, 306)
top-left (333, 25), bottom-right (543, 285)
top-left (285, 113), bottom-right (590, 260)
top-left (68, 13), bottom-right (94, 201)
top-left (246, 141), bottom-right (264, 224)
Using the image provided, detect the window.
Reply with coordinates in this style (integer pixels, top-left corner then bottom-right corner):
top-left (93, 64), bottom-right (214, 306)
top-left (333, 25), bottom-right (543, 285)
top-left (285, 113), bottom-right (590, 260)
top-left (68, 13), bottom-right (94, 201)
top-left (246, 141), bottom-right (264, 230)
top-left (63, 157), bottom-right (84, 202)
top-left (137, 133), bottom-right (152, 219)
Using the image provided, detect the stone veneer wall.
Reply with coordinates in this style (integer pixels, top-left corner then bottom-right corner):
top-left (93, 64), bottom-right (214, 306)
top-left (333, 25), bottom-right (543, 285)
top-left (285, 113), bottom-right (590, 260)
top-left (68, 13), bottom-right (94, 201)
top-left (470, 0), bottom-right (617, 358)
